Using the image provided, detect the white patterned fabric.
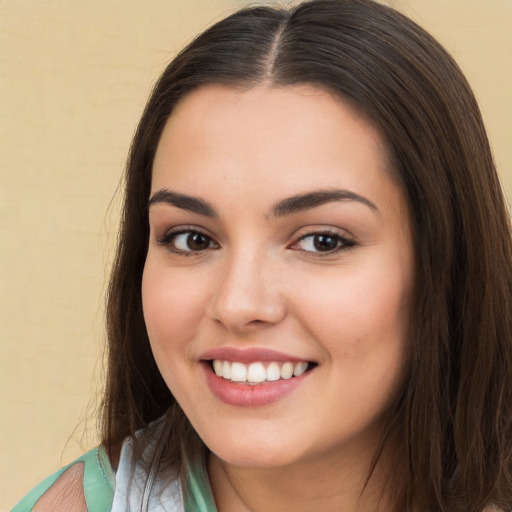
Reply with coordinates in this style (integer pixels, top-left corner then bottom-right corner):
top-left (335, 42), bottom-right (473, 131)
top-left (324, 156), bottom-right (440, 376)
top-left (111, 429), bottom-right (185, 512)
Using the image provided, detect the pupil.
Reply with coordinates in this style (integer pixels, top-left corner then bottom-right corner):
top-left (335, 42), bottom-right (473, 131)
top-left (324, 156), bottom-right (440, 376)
top-left (188, 233), bottom-right (209, 250)
top-left (313, 234), bottom-right (338, 252)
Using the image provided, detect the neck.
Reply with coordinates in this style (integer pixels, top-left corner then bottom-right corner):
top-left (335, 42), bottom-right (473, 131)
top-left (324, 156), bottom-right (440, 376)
top-left (208, 439), bottom-right (395, 512)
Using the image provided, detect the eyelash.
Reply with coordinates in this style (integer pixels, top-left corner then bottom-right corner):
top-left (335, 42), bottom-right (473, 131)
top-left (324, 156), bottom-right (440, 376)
top-left (156, 228), bottom-right (218, 256)
top-left (291, 230), bottom-right (356, 257)
top-left (156, 227), bottom-right (356, 257)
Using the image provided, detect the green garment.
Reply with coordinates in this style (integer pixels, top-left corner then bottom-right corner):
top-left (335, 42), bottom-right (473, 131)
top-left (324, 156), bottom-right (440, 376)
top-left (12, 447), bottom-right (115, 512)
top-left (184, 459), bottom-right (218, 512)
top-left (11, 446), bottom-right (217, 511)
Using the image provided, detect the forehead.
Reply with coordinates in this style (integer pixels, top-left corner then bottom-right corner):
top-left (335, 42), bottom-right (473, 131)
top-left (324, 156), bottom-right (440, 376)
top-left (151, 84), bottom-right (398, 211)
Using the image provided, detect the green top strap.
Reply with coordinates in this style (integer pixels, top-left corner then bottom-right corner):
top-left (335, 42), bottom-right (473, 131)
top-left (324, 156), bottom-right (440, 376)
top-left (11, 447), bottom-right (115, 512)
top-left (185, 460), bottom-right (218, 512)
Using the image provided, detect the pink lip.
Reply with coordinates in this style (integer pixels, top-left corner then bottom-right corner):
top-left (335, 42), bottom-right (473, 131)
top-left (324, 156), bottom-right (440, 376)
top-left (200, 347), bottom-right (316, 406)
top-left (203, 367), bottom-right (311, 407)
top-left (200, 347), bottom-right (310, 364)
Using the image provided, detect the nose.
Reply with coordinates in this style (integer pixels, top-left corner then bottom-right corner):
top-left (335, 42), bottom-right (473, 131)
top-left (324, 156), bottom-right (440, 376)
top-left (208, 249), bottom-right (286, 335)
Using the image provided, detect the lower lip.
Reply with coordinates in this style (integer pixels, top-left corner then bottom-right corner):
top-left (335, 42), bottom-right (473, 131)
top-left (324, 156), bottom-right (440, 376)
top-left (203, 363), bottom-right (313, 407)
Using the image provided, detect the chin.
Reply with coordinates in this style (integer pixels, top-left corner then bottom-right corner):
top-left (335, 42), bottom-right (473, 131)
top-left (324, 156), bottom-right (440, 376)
top-left (203, 430), bottom-right (303, 469)
top-left (212, 447), bottom-right (298, 469)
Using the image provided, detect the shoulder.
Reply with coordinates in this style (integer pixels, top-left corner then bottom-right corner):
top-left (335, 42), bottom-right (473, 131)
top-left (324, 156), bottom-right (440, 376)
top-left (12, 447), bottom-right (115, 512)
top-left (29, 462), bottom-right (86, 512)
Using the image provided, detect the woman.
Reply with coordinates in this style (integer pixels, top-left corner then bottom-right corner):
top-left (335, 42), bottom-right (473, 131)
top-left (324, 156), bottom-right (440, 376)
top-left (13, 0), bottom-right (512, 510)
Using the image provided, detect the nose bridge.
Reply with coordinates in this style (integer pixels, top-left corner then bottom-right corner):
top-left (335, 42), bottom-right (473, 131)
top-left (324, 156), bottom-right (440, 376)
top-left (209, 241), bottom-right (285, 332)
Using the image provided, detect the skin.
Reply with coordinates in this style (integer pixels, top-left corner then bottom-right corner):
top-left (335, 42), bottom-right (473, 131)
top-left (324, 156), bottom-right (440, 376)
top-left (142, 84), bottom-right (414, 511)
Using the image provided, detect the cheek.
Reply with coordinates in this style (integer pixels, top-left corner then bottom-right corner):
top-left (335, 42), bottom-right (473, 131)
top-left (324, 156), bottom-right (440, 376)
top-left (141, 260), bottom-right (206, 363)
top-left (295, 260), bottom-right (412, 364)
top-left (302, 268), bottom-right (411, 425)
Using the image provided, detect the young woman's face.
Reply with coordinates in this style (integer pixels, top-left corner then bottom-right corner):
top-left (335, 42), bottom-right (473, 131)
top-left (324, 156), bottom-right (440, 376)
top-left (142, 84), bottom-right (413, 469)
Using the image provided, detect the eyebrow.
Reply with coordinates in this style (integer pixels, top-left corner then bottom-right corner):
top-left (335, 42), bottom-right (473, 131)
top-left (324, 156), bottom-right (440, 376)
top-left (270, 189), bottom-right (378, 217)
top-left (148, 187), bottom-right (378, 218)
top-left (148, 189), bottom-right (217, 217)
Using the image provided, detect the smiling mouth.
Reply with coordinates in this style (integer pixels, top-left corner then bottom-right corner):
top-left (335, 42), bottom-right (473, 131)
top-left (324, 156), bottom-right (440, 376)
top-left (209, 360), bottom-right (317, 385)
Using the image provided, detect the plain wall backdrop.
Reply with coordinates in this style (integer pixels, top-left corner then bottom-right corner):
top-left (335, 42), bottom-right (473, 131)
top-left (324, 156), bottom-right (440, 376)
top-left (1, 1), bottom-right (510, 509)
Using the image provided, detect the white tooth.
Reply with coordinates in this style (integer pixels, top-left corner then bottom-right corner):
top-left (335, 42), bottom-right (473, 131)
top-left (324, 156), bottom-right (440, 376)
top-left (213, 360), bottom-right (223, 377)
top-left (280, 362), bottom-right (294, 379)
top-left (222, 361), bottom-right (231, 379)
top-left (293, 362), bottom-right (308, 377)
top-left (247, 362), bottom-right (266, 383)
top-left (266, 362), bottom-right (281, 381)
top-left (230, 362), bottom-right (247, 382)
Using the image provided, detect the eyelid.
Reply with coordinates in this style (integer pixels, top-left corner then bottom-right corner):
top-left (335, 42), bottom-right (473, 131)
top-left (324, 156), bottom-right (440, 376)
top-left (155, 225), bottom-right (219, 254)
top-left (289, 227), bottom-right (357, 257)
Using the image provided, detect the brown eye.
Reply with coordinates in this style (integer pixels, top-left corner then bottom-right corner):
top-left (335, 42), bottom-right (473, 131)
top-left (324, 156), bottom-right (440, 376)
top-left (160, 230), bottom-right (218, 253)
top-left (297, 233), bottom-right (341, 252)
top-left (293, 231), bottom-right (356, 256)
top-left (312, 234), bottom-right (339, 252)
top-left (185, 232), bottom-right (212, 251)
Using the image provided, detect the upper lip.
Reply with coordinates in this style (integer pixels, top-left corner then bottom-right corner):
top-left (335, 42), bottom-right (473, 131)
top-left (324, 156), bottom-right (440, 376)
top-left (200, 347), bottom-right (312, 364)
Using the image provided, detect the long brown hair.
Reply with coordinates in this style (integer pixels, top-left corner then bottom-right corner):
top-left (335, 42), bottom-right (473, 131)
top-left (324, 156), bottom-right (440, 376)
top-left (101, 1), bottom-right (512, 509)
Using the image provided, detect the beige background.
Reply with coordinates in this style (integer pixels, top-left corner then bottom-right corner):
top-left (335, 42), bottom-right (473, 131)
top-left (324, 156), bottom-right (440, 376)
top-left (1, 1), bottom-right (510, 509)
